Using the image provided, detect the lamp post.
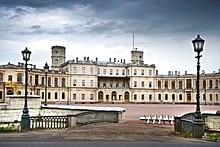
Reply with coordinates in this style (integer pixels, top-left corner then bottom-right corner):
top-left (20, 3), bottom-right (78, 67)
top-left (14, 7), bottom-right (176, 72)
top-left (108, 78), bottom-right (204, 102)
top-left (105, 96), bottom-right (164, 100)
top-left (44, 62), bottom-right (49, 106)
top-left (21, 47), bottom-right (31, 131)
top-left (192, 35), bottom-right (205, 138)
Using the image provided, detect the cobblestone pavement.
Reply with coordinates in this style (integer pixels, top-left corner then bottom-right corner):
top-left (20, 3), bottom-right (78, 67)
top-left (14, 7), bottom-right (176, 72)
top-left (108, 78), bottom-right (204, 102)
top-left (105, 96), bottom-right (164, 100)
top-left (0, 104), bottom-right (219, 142)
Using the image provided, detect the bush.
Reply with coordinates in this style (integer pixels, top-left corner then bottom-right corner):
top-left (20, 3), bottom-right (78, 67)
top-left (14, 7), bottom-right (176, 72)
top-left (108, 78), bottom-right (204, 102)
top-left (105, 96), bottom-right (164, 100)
top-left (0, 124), bottom-right (20, 133)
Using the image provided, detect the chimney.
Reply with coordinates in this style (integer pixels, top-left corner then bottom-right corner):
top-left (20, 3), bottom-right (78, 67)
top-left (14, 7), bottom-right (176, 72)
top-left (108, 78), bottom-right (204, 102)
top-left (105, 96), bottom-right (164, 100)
top-left (109, 58), bottom-right (111, 62)
top-left (168, 71), bottom-right (171, 76)
top-left (185, 71), bottom-right (187, 75)
top-left (175, 71), bottom-right (177, 75)
top-left (96, 57), bottom-right (98, 62)
top-left (121, 59), bottom-right (123, 63)
top-left (87, 57), bottom-right (89, 61)
top-left (202, 70), bottom-right (205, 74)
top-left (114, 58), bottom-right (116, 62)
top-left (84, 57), bottom-right (86, 60)
top-left (156, 70), bottom-right (158, 75)
top-left (219, 69), bottom-right (220, 73)
top-left (76, 57), bottom-right (78, 61)
top-left (124, 59), bottom-right (125, 64)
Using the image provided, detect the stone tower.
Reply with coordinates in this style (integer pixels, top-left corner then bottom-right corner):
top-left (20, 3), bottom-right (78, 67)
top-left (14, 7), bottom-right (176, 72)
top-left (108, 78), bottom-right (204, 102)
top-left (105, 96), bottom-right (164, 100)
top-left (51, 46), bottom-right (66, 70)
top-left (131, 48), bottom-right (144, 64)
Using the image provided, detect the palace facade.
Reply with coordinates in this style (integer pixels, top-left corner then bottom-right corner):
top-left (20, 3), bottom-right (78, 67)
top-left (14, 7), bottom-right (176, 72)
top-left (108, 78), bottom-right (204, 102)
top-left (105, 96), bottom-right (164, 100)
top-left (0, 46), bottom-right (219, 104)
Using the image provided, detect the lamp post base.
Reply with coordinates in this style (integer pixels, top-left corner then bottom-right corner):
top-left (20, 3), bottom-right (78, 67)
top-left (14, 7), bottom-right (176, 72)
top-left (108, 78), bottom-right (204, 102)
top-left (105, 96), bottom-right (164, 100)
top-left (21, 113), bottom-right (30, 131)
top-left (192, 117), bottom-right (204, 138)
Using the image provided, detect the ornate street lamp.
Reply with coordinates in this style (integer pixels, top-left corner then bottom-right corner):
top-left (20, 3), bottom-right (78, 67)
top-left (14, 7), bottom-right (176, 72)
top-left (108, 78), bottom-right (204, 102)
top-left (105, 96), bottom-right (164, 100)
top-left (21, 47), bottom-right (31, 130)
top-left (44, 62), bottom-right (49, 106)
top-left (192, 35), bottom-right (205, 138)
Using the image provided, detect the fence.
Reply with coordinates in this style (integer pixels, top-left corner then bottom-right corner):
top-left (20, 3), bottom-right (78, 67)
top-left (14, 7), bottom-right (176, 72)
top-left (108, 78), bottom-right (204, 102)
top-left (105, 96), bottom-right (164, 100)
top-left (29, 116), bottom-right (68, 129)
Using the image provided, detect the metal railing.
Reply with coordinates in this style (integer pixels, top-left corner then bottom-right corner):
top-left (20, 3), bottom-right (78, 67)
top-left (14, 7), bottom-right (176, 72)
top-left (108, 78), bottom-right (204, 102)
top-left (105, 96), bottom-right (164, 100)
top-left (29, 116), bottom-right (68, 130)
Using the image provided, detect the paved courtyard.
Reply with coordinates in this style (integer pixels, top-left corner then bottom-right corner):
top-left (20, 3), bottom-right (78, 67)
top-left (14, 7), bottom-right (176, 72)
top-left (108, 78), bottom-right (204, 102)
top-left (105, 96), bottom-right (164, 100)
top-left (0, 104), bottom-right (219, 142)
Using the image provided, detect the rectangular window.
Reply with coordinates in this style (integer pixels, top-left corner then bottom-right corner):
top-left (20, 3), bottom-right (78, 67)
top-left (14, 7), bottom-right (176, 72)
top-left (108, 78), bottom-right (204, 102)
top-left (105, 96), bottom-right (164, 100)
top-left (90, 94), bottom-right (94, 100)
top-left (73, 67), bottom-right (77, 73)
top-left (141, 81), bottom-right (144, 87)
top-left (110, 69), bottom-right (113, 75)
top-left (82, 94), bottom-right (85, 100)
top-left (103, 69), bottom-right (106, 75)
top-left (41, 77), bottom-right (44, 85)
top-left (48, 77), bottom-right (51, 86)
top-left (82, 67), bottom-right (85, 74)
top-left (141, 94), bottom-right (144, 100)
top-left (149, 82), bottom-right (152, 88)
top-left (8, 75), bottom-right (12, 81)
top-left (122, 69), bottom-right (125, 75)
top-left (134, 69), bottom-right (137, 75)
top-left (73, 93), bottom-right (76, 100)
top-left (186, 79), bottom-right (192, 89)
top-left (134, 81), bottom-right (137, 87)
top-left (141, 69), bottom-right (144, 75)
top-left (90, 80), bottom-right (94, 87)
top-left (90, 67), bottom-right (94, 74)
top-left (82, 80), bottom-right (85, 86)
top-left (97, 68), bottom-right (100, 75)
top-left (62, 78), bottom-right (65, 87)
top-left (34, 75), bottom-right (39, 85)
top-left (116, 69), bottom-right (119, 75)
top-left (134, 94), bottom-right (137, 100)
top-left (149, 70), bottom-right (152, 76)
top-left (73, 79), bottom-right (77, 86)
top-left (149, 94), bottom-right (152, 100)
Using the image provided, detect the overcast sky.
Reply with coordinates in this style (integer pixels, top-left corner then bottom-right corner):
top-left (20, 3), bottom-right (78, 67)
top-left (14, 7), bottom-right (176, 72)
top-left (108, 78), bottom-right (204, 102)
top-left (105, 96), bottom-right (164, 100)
top-left (0, 0), bottom-right (220, 74)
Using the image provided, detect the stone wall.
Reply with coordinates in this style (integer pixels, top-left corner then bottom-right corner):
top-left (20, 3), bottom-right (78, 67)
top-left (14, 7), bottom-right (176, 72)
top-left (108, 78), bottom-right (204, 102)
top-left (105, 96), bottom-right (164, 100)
top-left (204, 113), bottom-right (220, 131)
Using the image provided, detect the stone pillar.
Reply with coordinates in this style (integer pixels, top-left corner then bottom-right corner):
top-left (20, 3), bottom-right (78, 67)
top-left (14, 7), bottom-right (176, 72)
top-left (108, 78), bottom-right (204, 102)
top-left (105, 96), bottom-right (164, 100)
top-left (117, 112), bottom-right (125, 123)
top-left (67, 115), bottom-right (77, 128)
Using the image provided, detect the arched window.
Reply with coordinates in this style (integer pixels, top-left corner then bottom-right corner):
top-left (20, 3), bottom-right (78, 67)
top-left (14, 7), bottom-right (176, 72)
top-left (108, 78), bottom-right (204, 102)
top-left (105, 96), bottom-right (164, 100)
top-left (62, 78), bottom-right (65, 87)
top-left (172, 94), bottom-right (175, 101)
top-left (17, 73), bottom-right (22, 83)
top-left (62, 92), bottom-right (65, 99)
top-left (209, 80), bottom-right (213, 89)
top-left (215, 80), bottom-right (218, 88)
top-left (48, 92), bottom-right (51, 99)
top-left (158, 94), bottom-right (161, 101)
top-left (210, 94), bottom-right (212, 101)
top-left (158, 81), bottom-right (161, 89)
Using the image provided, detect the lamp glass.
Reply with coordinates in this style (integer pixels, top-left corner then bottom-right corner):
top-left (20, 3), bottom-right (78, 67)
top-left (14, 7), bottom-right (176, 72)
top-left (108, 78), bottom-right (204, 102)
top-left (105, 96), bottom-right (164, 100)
top-left (192, 35), bottom-right (205, 52)
top-left (44, 62), bottom-right (49, 73)
top-left (21, 47), bottom-right (31, 61)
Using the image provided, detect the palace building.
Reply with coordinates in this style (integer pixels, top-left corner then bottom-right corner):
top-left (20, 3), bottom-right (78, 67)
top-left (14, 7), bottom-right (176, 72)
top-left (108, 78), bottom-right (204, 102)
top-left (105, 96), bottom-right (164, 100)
top-left (0, 45), bottom-right (219, 104)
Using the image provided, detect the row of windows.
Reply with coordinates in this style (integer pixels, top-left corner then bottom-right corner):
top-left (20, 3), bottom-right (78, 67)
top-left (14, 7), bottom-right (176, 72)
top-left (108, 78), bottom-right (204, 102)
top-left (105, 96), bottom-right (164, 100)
top-left (73, 79), bottom-right (94, 87)
top-left (133, 94), bottom-right (183, 101)
top-left (134, 81), bottom-right (152, 88)
top-left (41, 92), bottom-right (94, 100)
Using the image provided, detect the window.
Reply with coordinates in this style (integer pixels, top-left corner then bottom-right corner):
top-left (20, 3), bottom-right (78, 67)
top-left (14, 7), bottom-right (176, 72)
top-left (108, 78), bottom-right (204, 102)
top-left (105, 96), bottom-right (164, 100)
top-left (48, 92), bottom-right (51, 99)
top-left (73, 67), bottom-right (77, 73)
top-left (42, 92), bottom-right (44, 99)
top-left (165, 94), bottom-right (168, 100)
top-left (73, 79), bottom-right (77, 86)
top-left (122, 81), bottom-right (125, 88)
top-left (29, 75), bottom-right (32, 85)
top-left (0, 91), bottom-right (3, 99)
top-left (179, 81), bottom-right (183, 89)
top-left (110, 80), bottom-right (113, 88)
top-left (48, 77), bottom-right (51, 86)
top-left (149, 94), bottom-right (152, 100)
top-left (62, 78), bottom-right (65, 87)
top-left (158, 94), bottom-right (161, 101)
top-left (209, 80), bottom-right (213, 89)
top-left (216, 94), bottom-right (218, 101)
top-left (82, 80), bottom-right (85, 86)
top-left (179, 94), bottom-right (182, 101)
top-left (62, 92), bottom-right (65, 99)
top-left (141, 69), bottom-right (144, 75)
top-left (141, 94), bottom-right (144, 100)
top-left (0, 73), bottom-right (3, 82)
top-left (149, 82), bottom-right (152, 88)
top-left (216, 80), bottom-right (218, 88)
top-left (203, 80), bottom-right (206, 89)
top-left (116, 81), bottom-right (119, 87)
top-left (41, 77), bottom-right (44, 85)
top-left (8, 75), bottom-right (12, 81)
top-left (103, 80), bottom-right (106, 87)
top-left (186, 79), bottom-right (192, 89)
top-left (158, 81), bottom-right (161, 89)
top-left (165, 81), bottom-right (168, 89)
top-left (97, 68), bottom-right (100, 75)
top-left (54, 78), bottom-right (58, 87)
top-left (210, 94), bottom-right (212, 101)
top-left (82, 94), bottom-right (85, 100)
top-left (110, 69), bottom-right (113, 75)
top-left (134, 94), bottom-right (137, 100)
top-left (103, 69), bottom-right (106, 75)
top-left (134, 69), bottom-right (137, 75)
top-left (55, 92), bottom-right (58, 99)
top-left (35, 74), bottom-right (39, 85)
top-left (141, 81), bottom-right (144, 87)
top-left (134, 81), bottom-right (137, 87)
top-left (116, 69), bottom-right (119, 75)
top-left (203, 94), bottom-right (206, 101)
top-left (122, 69), bottom-right (125, 75)
top-left (90, 67), bottom-right (94, 74)
top-left (171, 81), bottom-right (175, 89)
top-left (90, 80), bottom-right (94, 87)
top-left (82, 67), bottom-right (85, 74)
top-left (73, 93), bottom-right (76, 100)
top-left (172, 94), bottom-right (175, 101)
top-left (90, 94), bottom-right (94, 100)
top-left (17, 73), bottom-right (22, 83)
top-left (149, 70), bottom-right (152, 76)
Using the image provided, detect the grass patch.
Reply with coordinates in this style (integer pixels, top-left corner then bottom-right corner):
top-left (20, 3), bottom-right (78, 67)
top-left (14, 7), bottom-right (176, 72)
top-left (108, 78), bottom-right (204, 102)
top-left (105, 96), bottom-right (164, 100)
top-left (0, 124), bottom-right (20, 133)
top-left (205, 132), bottom-right (220, 141)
